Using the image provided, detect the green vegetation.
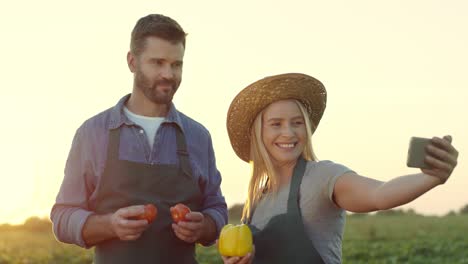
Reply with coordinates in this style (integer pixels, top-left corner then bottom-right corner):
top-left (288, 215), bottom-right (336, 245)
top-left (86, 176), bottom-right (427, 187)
top-left (344, 214), bottom-right (468, 263)
top-left (0, 229), bottom-right (91, 264)
top-left (1, 207), bottom-right (468, 263)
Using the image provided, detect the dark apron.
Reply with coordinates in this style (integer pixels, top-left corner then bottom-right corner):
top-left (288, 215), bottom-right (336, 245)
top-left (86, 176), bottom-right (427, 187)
top-left (248, 158), bottom-right (325, 264)
top-left (91, 126), bottom-right (203, 264)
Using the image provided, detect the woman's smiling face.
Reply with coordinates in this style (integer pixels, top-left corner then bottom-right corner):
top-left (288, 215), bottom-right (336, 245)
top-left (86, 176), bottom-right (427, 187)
top-left (261, 99), bottom-right (307, 167)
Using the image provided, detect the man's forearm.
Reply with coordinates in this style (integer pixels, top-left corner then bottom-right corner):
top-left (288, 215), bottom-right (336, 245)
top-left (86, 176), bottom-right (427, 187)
top-left (82, 213), bottom-right (116, 246)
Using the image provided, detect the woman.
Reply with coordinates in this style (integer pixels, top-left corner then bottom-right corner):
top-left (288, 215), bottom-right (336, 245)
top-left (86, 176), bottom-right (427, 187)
top-left (222, 73), bottom-right (458, 264)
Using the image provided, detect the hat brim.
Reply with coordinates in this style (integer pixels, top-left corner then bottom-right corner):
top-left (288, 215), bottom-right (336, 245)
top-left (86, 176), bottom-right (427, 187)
top-left (226, 73), bottom-right (327, 162)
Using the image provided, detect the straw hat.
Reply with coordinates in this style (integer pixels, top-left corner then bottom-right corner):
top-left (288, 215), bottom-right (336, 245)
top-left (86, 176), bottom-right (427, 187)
top-left (226, 73), bottom-right (327, 162)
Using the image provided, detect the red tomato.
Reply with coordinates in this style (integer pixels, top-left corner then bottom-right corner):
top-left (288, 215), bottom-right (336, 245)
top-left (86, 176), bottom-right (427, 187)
top-left (133, 204), bottom-right (158, 223)
top-left (170, 203), bottom-right (191, 223)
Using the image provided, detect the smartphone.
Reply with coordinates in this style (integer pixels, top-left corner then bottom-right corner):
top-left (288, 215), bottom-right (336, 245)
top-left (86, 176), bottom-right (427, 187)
top-left (407, 137), bottom-right (431, 169)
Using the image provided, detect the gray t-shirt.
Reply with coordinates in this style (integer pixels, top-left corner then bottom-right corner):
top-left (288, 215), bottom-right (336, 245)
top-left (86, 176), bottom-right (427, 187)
top-left (250, 160), bottom-right (353, 264)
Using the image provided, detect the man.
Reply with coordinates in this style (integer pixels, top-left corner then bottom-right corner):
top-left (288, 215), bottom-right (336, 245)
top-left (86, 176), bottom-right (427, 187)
top-left (51, 14), bottom-right (228, 263)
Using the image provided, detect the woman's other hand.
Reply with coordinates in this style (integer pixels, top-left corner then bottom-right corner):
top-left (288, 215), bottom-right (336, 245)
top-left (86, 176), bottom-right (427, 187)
top-left (422, 135), bottom-right (459, 184)
top-left (221, 252), bottom-right (253, 264)
top-left (217, 239), bottom-right (254, 264)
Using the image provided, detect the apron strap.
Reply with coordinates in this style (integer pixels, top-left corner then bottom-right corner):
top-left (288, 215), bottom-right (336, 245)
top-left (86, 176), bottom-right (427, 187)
top-left (287, 157), bottom-right (306, 214)
top-left (107, 128), bottom-right (121, 163)
top-left (173, 124), bottom-right (193, 178)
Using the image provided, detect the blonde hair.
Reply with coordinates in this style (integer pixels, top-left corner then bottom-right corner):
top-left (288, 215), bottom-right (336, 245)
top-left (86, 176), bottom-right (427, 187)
top-left (241, 100), bottom-right (317, 222)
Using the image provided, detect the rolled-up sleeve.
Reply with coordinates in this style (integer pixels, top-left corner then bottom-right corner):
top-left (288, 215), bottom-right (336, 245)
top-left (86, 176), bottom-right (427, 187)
top-left (50, 125), bottom-right (94, 248)
top-left (200, 135), bottom-right (228, 245)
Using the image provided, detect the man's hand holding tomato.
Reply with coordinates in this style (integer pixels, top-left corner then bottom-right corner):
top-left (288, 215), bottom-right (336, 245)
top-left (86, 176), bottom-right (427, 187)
top-left (131, 204), bottom-right (158, 223)
top-left (171, 204), bottom-right (217, 245)
top-left (110, 205), bottom-right (154, 241)
top-left (82, 204), bottom-right (153, 246)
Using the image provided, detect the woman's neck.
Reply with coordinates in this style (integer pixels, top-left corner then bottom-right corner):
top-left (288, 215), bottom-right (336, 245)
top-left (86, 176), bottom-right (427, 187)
top-left (274, 160), bottom-right (297, 186)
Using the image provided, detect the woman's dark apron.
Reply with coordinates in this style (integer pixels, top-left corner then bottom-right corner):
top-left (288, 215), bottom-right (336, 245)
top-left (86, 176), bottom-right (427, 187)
top-left (248, 158), bottom-right (325, 264)
top-left (91, 126), bottom-right (203, 263)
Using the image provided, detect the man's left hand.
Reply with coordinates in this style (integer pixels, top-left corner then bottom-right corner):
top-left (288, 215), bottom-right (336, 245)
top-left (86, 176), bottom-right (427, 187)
top-left (172, 212), bottom-right (215, 244)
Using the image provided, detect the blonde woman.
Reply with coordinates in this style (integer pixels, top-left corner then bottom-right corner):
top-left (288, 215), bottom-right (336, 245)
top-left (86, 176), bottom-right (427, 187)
top-left (222, 73), bottom-right (458, 264)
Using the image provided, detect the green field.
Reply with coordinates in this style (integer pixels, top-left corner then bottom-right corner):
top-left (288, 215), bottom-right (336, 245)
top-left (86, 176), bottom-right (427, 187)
top-left (1, 214), bottom-right (467, 263)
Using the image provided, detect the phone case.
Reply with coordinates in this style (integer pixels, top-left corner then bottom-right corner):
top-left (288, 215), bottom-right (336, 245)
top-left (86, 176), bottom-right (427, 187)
top-left (406, 137), bottom-right (431, 169)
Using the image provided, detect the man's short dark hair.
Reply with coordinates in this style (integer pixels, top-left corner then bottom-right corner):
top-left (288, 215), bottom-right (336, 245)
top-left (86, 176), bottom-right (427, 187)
top-left (130, 14), bottom-right (187, 56)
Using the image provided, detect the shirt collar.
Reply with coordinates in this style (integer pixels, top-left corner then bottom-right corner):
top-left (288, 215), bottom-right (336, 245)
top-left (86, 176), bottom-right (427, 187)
top-left (108, 94), bottom-right (184, 132)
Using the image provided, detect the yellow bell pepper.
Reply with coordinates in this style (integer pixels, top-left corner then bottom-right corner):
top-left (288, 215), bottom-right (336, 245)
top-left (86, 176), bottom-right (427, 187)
top-left (218, 224), bottom-right (253, 257)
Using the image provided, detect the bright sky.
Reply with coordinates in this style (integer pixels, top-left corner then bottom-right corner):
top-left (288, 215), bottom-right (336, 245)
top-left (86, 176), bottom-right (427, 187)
top-left (0, 1), bottom-right (467, 224)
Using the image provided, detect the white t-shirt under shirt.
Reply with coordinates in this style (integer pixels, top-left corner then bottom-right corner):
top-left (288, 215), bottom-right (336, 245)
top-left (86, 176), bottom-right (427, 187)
top-left (250, 160), bottom-right (354, 264)
top-left (123, 107), bottom-right (165, 149)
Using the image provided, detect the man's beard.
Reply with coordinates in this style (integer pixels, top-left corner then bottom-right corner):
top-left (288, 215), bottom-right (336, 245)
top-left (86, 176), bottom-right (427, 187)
top-left (135, 69), bottom-right (180, 104)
